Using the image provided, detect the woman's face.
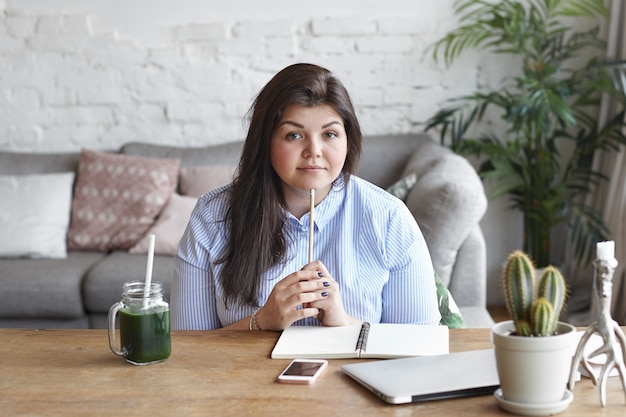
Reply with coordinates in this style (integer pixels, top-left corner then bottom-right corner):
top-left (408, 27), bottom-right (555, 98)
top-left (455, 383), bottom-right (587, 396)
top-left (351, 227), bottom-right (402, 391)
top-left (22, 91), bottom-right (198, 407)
top-left (270, 104), bottom-right (348, 205)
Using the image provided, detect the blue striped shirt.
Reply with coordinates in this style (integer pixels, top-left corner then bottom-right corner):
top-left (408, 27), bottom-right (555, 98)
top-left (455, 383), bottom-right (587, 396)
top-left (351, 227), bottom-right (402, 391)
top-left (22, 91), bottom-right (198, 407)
top-left (171, 176), bottom-right (441, 330)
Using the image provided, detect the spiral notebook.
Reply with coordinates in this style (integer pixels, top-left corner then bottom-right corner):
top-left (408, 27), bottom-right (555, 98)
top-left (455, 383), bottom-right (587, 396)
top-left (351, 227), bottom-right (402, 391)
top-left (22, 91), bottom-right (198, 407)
top-left (271, 323), bottom-right (449, 359)
top-left (342, 348), bottom-right (500, 404)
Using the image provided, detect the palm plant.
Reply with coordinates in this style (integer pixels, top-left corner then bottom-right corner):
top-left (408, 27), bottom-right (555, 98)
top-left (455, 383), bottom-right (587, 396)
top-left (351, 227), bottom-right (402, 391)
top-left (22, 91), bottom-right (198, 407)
top-left (425, 0), bottom-right (626, 267)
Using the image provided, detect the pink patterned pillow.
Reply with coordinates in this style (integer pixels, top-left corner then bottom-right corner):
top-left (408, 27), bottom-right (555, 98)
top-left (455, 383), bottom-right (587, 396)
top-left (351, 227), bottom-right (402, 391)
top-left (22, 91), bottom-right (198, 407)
top-left (67, 149), bottom-right (180, 252)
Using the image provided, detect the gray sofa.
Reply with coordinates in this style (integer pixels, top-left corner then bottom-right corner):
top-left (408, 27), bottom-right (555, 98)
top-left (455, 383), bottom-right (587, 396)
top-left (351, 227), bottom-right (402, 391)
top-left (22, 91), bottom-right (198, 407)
top-left (0, 134), bottom-right (493, 328)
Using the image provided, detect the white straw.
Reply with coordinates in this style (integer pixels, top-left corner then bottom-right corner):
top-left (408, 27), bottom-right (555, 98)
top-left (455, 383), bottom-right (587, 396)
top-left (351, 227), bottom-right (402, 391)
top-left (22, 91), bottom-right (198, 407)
top-left (143, 234), bottom-right (156, 309)
top-left (308, 189), bottom-right (315, 264)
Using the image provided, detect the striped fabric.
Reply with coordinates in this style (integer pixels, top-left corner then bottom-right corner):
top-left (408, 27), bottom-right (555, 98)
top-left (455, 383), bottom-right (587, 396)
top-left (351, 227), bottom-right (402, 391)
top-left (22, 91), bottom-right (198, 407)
top-left (171, 176), bottom-right (441, 330)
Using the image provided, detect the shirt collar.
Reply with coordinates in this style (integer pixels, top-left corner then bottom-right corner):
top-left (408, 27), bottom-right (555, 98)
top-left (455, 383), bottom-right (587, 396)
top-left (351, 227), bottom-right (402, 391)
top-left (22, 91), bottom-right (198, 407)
top-left (285, 175), bottom-right (348, 232)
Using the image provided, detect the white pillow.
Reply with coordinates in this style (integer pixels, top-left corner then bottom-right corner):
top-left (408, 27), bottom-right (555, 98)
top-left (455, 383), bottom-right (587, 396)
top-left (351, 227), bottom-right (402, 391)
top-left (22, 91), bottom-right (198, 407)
top-left (0, 172), bottom-right (75, 259)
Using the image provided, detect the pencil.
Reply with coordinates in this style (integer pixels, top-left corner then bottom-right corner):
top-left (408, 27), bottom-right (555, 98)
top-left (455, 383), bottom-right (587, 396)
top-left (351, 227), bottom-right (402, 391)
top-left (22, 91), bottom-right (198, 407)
top-left (308, 188), bottom-right (315, 264)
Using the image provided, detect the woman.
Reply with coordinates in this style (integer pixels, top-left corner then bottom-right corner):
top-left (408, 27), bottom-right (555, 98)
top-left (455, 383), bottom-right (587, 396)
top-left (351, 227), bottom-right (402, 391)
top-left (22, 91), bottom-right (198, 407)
top-left (172, 63), bottom-right (440, 330)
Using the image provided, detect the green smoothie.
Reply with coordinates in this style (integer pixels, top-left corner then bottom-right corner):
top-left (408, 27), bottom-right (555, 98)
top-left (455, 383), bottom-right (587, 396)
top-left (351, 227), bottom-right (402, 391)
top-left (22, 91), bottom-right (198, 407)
top-left (119, 309), bottom-right (171, 365)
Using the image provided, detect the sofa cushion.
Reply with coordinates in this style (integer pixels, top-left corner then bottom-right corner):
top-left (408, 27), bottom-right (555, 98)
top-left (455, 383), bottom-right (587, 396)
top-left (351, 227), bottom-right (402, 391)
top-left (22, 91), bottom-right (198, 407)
top-left (129, 193), bottom-right (197, 255)
top-left (121, 141), bottom-right (243, 167)
top-left (0, 151), bottom-right (80, 175)
top-left (403, 140), bottom-right (487, 286)
top-left (179, 165), bottom-right (236, 197)
top-left (0, 252), bottom-right (105, 319)
top-left (67, 150), bottom-right (180, 252)
top-left (122, 135), bottom-right (432, 190)
top-left (83, 251), bottom-right (174, 314)
top-left (357, 134), bottom-right (428, 188)
top-left (0, 172), bottom-right (74, 259)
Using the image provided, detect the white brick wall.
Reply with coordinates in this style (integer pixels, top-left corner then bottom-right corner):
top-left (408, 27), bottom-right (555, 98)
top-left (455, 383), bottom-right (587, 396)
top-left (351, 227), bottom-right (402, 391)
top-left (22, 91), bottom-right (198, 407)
top-left (0, 0), bottom-right (523, 306)
top-left (0, 0), bottom-right (501, 152)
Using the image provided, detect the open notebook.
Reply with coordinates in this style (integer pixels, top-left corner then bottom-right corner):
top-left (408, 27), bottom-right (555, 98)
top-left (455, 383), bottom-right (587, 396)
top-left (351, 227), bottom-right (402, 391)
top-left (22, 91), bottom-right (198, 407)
top-left (271, 323), bottom-right (449, 359)
top-left (341, 348), bottom-right (500, 404)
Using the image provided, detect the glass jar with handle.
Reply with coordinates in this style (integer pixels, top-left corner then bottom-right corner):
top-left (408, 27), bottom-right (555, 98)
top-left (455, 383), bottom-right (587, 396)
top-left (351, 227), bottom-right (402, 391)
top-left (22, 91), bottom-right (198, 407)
top-left (108, 281), bottom-right (171, 365)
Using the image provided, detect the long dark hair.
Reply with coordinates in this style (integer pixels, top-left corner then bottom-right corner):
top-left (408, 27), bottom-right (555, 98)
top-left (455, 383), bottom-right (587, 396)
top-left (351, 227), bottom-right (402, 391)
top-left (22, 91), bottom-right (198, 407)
top-left (217, 63), bottom-right (362, 308)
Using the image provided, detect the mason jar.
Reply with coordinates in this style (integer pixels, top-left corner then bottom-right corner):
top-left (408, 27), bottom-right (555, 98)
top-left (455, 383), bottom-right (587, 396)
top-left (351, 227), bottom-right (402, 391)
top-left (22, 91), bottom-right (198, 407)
top-left (108, 281), bottom-right (171, 365)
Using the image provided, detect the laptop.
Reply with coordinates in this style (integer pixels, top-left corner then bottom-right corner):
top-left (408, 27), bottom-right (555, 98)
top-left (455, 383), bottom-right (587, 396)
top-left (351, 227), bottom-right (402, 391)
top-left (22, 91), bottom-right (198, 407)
top-left (341, 348), bottom-right (500, 404)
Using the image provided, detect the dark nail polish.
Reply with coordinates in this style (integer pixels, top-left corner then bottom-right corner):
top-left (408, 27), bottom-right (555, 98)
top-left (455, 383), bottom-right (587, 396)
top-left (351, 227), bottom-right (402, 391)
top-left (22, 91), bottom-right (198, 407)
top-left (321, 291), bottom-right (328, 297)
top-left (323, 281), bottom-right (330, 287)
top-left (318, 272), bottom-right (324, 278)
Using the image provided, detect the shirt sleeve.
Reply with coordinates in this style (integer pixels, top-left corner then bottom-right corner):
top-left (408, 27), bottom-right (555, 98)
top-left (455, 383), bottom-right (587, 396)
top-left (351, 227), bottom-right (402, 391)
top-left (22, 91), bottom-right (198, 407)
top-left (171, 200), bottom-right (223, 330)
top-left (380, 203), bottom-right (441, 326)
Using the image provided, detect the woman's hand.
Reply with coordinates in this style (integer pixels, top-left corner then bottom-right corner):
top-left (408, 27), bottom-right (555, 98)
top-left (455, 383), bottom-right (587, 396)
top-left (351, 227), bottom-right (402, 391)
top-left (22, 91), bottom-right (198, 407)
top-left (254, 260), bottom-right (359, 330)
top-left (253, 263), bottom-right (330, 330)
top-left (301, 261), bottom-right (359, 327)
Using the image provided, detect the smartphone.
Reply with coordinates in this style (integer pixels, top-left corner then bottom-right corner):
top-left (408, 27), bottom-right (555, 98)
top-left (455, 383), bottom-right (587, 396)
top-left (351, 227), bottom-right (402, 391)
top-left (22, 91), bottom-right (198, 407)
top-left (277, 359), bottom-right (328, 385)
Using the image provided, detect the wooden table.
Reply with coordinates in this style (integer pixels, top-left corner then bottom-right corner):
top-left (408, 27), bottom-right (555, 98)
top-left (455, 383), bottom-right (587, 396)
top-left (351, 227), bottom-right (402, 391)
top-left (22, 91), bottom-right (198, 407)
top-left (0, 328), bottom-right (625, 416)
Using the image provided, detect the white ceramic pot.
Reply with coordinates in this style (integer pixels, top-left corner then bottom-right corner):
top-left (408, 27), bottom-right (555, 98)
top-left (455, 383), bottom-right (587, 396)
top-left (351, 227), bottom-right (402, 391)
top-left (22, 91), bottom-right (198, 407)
top-left (491, 320), bottom-right (577, 405)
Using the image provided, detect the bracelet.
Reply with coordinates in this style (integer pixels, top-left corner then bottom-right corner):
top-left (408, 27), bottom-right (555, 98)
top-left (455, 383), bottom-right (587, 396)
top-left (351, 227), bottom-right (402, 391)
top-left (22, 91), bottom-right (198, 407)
top-left (249, 310), bottom-right (260, 331)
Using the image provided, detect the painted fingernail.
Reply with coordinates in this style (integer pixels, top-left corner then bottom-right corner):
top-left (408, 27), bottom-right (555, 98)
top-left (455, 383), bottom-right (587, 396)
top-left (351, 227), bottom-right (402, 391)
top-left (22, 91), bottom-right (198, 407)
top-left (321, 291), bottom-right (328, 297)
top-left (318, 272), bottom-right (324, 278)
top-left (323, 281), bottom-right (330, 287)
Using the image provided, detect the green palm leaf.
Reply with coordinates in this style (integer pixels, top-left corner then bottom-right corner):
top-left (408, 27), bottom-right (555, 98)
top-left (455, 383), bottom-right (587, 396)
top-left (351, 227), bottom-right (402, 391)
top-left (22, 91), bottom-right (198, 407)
top-left (425, 0), bottom-right (625, 266)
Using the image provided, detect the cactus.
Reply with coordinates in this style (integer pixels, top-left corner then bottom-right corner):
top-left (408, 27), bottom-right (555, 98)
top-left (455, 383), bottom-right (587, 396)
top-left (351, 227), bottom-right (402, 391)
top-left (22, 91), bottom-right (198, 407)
top-left (502, 250), bottom-right (535, 333)
top-left (537, 266), bottom-right (566, 319)
top-left (530, 298), bottom-right (555, 336)
top-left (502, 251), bottom-right (568, 337)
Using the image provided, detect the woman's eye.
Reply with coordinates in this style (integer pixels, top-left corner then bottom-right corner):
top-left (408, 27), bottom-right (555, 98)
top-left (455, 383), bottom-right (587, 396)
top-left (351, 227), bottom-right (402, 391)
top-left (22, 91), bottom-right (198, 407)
top-left (325, 131), bottom-right (338, 139)
top-left (286, 132), bottom-right (302, 140)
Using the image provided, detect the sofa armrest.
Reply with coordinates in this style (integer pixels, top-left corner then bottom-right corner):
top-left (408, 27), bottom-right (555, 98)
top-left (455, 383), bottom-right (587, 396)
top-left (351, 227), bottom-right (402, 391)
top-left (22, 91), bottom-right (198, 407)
top-left (448, 226), bottom-right (487, 308)
top-left (402, 140), bottom-right (488, 287)
top-left (452, 228), bottom-right (494, 327)
top-left (398, 139), bottom-right (492, 327)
